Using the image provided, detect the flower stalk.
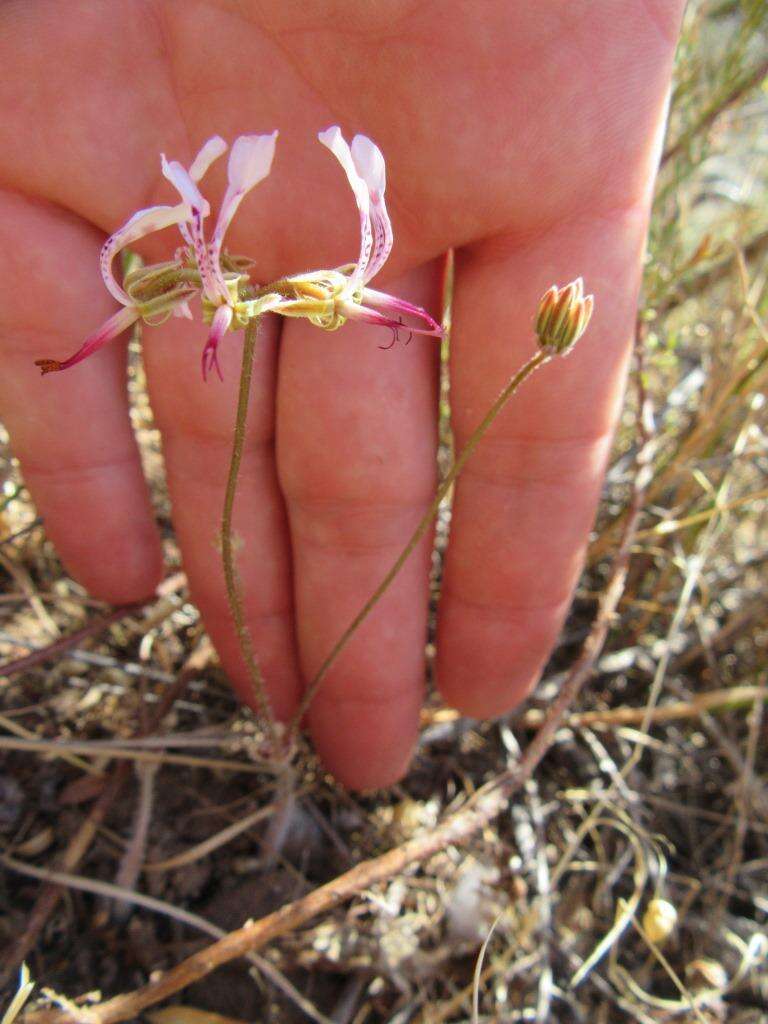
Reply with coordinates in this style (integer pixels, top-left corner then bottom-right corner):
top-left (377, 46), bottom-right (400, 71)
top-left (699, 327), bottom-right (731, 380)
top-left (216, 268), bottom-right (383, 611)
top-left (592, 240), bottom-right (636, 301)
top-left (289, 347), bottom-right (552, 734)
top-left (288, 278), bottom-right (594, 729)
top-left (220, 319), bottom-right (280, 749)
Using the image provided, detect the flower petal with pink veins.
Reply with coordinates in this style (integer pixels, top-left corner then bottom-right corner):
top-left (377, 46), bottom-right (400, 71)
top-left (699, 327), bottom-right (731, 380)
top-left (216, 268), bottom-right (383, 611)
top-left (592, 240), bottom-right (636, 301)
top-left (100, 203), bottom-right (191, 305)
top-left (349, 134), bottom-right (392, 281)
top-left (319, 126), bottom-right (372, 289)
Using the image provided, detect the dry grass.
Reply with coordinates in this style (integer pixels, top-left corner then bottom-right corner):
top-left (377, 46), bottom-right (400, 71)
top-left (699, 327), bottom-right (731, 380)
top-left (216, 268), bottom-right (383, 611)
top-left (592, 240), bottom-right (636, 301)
top-left (2, 1), bottom-right (768, 1021)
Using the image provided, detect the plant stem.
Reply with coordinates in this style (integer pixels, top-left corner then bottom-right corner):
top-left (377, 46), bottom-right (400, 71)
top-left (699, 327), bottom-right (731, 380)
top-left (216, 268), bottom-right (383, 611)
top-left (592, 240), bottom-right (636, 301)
top-left (222, 320), bottom-right (278, 747)
top-left (290, 346), bottom-right (551, 734)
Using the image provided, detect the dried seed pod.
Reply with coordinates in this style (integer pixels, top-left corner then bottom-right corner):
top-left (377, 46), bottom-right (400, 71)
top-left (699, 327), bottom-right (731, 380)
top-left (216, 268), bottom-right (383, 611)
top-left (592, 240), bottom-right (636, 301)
top-left (686, 957), bottom-right (728, 991)
top-left (642, 897), bottom-right (678, 944)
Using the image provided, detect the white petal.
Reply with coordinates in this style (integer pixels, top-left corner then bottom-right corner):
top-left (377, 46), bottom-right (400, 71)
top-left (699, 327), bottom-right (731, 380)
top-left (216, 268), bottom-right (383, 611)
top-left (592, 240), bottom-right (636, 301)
top-left (188, 135), bottom-right (228, 181)
top-left (227, 131), bottom-right (278, 192)
top-left (319, 126), bottom-right (370, 212)
top-left (161, 151), bottom-right (227, 301)
top-left (351, 135), bottom-right (391, 282)
top-left (210, 131), bottom-right (278, 259)
top-left (351, 134), bottom-right (386, 197)
top-left (319, 126), bottom-right (372, 286)
top-left (99, 203), bottom-right (190, 305)
top-left (161, 154), bottom-right (210, 215)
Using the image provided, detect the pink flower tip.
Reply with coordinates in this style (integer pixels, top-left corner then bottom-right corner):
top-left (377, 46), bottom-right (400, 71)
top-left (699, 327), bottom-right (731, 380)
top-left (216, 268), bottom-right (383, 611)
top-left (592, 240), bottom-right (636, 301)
top-left (201, 304), bottom-right (234, 382)
top-left (201, 342), bottom-right (224, 383)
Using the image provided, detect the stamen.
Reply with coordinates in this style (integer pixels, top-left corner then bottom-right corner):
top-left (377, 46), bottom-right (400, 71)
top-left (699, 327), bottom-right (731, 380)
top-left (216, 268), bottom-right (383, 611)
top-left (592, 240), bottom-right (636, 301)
top-left (201, 303), bottom-right (234, 381)
top-left (201, 341), bottom-right (224, 382)
top-left (34, 359), bottom-right (64, 376)
top-left (378, 328), bottom-right (398, 351)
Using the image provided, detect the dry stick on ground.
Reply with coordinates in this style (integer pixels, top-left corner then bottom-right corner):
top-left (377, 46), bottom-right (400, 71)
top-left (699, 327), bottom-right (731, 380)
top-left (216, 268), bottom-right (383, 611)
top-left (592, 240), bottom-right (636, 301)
top-left (422, 680), bottom-right (768, 734)
top-left (1, 641), bottom-right (210, 984)
top-left (517, 682), bottom-right (768, 730)
top-left (0, 546), bottom-right (59, 639)
top-left (0, 603), bottom-right (143, 678)
top-left (112, 761), bottom-right (159, 923)
top-left (25, 365), bottom-right (649, 1024)
top-left (0, 736), bottom-right (264, 773)
top-left (0, 711), bottom-right (99, 775)
top-left (0, 516), bottom-right (43, 548)
top-left (4, 855), bottom-right (334, 1024)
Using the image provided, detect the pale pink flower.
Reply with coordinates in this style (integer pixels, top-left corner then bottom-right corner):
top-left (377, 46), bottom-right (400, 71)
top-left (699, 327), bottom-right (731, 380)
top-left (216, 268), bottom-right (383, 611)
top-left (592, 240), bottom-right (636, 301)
top-left (36, 132), bottom-right (277, 378)
top-left (162, 132), bottom-right (278, 379)
top-left (265, 127), bottom-right (442, 342)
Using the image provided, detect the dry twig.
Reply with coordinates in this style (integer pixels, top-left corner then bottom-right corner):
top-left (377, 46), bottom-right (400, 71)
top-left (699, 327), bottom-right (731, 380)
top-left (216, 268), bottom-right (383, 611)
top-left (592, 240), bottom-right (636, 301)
top-left (0, 604), bottom-right (143, 678)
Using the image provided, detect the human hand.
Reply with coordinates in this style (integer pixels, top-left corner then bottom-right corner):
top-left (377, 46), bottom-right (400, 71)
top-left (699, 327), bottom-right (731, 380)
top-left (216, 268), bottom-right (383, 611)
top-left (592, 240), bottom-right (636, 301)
top-left (0, 1), bottom-right (683, 788)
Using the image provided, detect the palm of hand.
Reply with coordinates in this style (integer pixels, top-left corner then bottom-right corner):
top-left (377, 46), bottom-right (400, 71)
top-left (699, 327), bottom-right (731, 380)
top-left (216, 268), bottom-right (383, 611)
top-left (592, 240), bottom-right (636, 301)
top-left (0, 1), bottom-right (681, 787)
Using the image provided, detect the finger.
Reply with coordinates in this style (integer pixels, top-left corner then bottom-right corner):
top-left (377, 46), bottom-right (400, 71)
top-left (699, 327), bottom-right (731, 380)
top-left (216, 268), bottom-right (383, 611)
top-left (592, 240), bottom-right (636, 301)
top-left (278, 263), bottom-right (441, 789)
top-left (437, 206), bottom-right (652, 716)
top-left (0, 191), bottom-right (162, 602)
top-left (142, 312), bottom-right (302, 722)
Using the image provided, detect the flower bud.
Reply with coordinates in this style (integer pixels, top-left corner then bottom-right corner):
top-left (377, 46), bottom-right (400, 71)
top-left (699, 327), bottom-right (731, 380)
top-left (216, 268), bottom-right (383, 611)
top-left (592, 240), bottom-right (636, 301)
top-left (535, 277), bottom-right (594, 355)
top-left (642, 898), bottom-right (677, 944)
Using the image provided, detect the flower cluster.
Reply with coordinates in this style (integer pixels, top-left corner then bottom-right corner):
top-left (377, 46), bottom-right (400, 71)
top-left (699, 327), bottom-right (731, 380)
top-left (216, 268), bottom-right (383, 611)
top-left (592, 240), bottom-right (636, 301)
top-left (35, 128), bottom-right (443, 381)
